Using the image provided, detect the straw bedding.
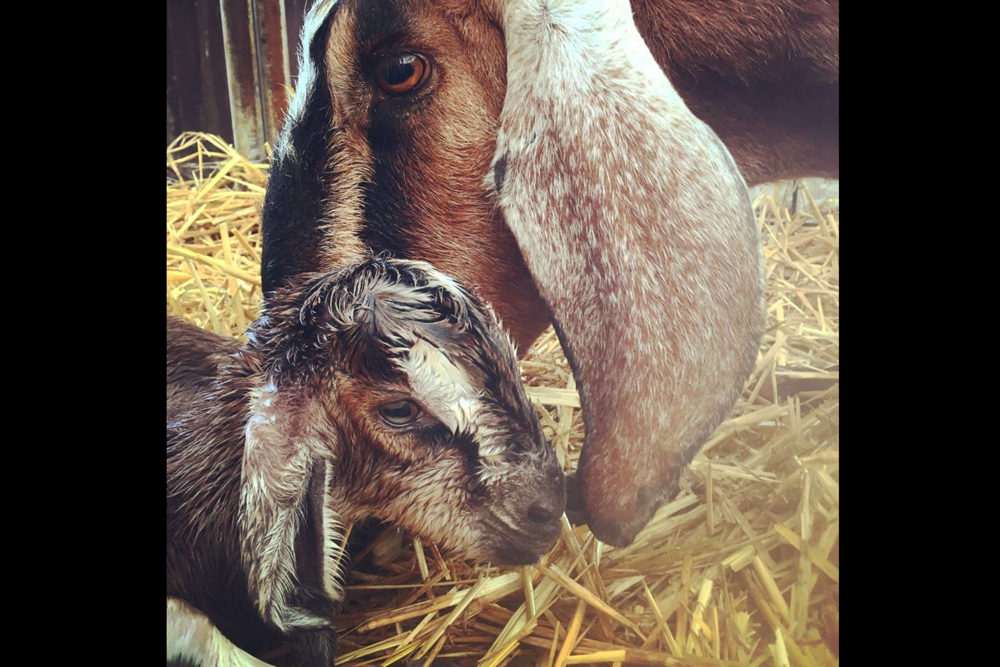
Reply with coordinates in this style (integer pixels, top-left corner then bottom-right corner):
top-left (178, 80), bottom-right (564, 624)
top-left (167, 133), bottom-right (840, 667)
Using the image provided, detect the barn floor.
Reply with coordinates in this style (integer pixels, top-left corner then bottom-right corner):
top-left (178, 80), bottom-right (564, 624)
top-left (168, 133), bottom-right (840, 667)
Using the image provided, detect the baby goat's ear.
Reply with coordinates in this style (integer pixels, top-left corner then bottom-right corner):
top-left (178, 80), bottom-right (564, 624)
top-left (240, 381), bottom-right (345, 630)
top-left (490, 0), bottom-right (763, 546)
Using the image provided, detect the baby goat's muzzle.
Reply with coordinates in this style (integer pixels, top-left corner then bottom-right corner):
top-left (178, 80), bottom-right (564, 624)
top-left (486, 461), bottom-right (566, 565)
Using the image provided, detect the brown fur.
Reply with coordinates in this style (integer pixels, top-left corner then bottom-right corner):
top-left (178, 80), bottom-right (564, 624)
top-left (167, 315), bottom-right (239, 422)
top-left (167, 359), bottom-right (273, 655)
top-left (266, 0), bottom-right (837, 351)
top-left (632, 0), bottom-right (839, 183)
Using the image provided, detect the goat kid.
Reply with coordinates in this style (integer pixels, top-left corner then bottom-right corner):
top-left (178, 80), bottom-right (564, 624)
top-left (167, 258), bottom-right (566, 666)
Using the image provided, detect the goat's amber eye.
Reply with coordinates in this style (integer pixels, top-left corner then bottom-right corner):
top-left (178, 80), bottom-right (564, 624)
top-left (374, 54), bottom-right (430, 96)
top-left (378, 400), bottom-right (421, 427)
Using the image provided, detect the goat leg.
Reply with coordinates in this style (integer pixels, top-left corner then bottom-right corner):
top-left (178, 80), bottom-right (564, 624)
top-left (167, 596), bottom-right (276, 667)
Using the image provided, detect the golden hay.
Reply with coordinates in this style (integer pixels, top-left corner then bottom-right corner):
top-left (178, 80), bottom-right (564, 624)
top-left (168, 133), bottom-right (839, 667)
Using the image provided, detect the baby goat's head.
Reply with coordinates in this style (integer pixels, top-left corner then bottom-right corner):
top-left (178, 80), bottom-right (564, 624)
top-left (245, 257), bottom-right (565, 566)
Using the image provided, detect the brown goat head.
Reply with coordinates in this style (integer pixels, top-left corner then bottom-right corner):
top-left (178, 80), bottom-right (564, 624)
top-left (168, 258), bottom-right (565, 664)
top-left (243, 258), bottom-right (565, 603)
top-left (260, 0), bottom-right (828, 545)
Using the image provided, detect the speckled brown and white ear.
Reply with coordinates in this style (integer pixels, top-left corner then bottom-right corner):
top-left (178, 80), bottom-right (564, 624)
top-left (490, 0), bottom-right (765, 546)
top-left (239, 383), bottom-right (345, 631)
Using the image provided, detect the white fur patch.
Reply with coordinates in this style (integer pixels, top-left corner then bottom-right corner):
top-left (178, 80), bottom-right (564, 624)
top-left (167, 597), bottom-right (274, 667)
top-left (397, 337), bottom-right (513, 473)
top-left (283, 0), bottom-right (341, 133)
top-left (398, 338), bottom-right (479, 433)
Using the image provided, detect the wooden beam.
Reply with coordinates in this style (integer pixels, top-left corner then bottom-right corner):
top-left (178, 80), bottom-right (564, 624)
top-left (167, 0), bottom-right (234, 145)
top-left (220, 0), bottom-right (266, 158)
top-left (220, 0), bottom-right (292, 158)
top-left (254, 0), bottom-right (292, 145)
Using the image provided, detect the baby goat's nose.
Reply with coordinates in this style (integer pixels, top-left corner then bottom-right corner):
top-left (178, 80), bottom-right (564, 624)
top-left (526, 497), bottom-right (562, 525)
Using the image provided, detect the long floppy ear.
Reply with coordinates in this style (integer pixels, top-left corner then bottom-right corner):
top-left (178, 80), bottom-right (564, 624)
top-left (259, 0), bottom-right (365, 294)
top-left (490, 0), bottom-right (765, 546)
top-left (239, 380), bottom-right (345, 632)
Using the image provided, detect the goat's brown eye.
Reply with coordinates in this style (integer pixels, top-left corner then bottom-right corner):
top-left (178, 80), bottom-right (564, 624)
top-left (374, 54), bottom-right (430, 95)
top-left (378, 400), bottom-right (421, 426)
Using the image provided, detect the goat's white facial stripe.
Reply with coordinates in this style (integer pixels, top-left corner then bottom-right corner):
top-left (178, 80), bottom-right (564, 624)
top-left (283, 0), bottom-right (341, 129)
top-left (397, 339), bottom-right (514, 479)
top-left (398, 339), bottom-right (478, 433)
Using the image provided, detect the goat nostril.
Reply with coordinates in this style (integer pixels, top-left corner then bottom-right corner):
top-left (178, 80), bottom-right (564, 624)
top-left (527, 501), bottom-right (560, 525)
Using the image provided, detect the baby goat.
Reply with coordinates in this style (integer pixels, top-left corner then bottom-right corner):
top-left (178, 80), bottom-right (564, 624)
top-left (167, 257), bottom-right (566, 666)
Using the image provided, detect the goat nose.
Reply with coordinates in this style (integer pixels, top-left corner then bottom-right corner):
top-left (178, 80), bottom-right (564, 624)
top-left (526, 498), bottom-right (562, 525)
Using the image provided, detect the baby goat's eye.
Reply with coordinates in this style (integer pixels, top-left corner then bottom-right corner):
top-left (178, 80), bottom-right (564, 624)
top-left (374, 54), bottom-right (431, 96)
top-left (378, 400), bottom-right (421, 427)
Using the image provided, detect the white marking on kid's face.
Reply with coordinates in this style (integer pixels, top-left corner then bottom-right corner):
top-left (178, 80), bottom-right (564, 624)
top-left (398, 339), bottom-right (478, 432)
top-left (398, 339), bottom-right (514, 471)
